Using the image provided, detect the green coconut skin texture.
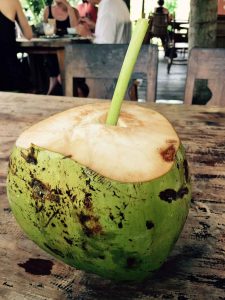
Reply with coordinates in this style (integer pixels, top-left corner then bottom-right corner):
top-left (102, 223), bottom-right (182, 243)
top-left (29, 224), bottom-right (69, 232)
top-left (7, 144), bottom-right (191, 282)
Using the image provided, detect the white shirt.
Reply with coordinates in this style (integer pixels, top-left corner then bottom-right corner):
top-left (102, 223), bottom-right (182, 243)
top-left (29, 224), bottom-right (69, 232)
top-left (94, 0), bottom-right (131, 44)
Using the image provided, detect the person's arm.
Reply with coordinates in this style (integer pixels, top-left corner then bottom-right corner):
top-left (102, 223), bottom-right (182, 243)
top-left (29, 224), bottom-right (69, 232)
top-left (75, 22), bottom-right (92, 37)
top-left (15, 0), bottom-right (32, 39)
top-left (81, 17), bottom-right (95, 31)
top-left (68, 6), bottom-right (80, 27)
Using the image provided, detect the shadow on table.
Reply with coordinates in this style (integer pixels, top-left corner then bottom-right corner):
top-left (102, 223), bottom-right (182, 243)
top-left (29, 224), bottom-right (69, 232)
top-left (69, 241), bottom-right (207, 300)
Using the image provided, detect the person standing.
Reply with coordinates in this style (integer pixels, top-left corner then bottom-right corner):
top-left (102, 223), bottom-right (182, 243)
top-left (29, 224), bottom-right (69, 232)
top-left (77, 0), bottom-right (131, 44)
top-left (0, 0), bottom-right (32, 91)
top-left (154, 0), bottom-right (172, 21)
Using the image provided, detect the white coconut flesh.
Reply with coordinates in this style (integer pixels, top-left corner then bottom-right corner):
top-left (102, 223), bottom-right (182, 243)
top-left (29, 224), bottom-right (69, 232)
top-left (16, 103), bottom-right (180, 183)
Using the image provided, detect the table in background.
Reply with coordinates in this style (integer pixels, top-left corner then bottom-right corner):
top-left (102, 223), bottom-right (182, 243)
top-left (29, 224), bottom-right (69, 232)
top-left (0, 92), bottom-right (224, 299)
top-left (16, 36), bottom-right (92, 94)
top-left (167, 20), bottom-right (189, 74)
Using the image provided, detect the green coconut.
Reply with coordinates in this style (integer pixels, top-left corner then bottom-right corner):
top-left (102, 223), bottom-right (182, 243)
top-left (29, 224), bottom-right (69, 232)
top-left (7, 103), bottom-right (191, 282)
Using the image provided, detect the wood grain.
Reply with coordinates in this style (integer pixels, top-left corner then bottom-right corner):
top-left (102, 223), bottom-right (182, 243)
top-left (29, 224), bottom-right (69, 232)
top-left (0, 92), bottom-right (224, 299)
top-left (184, 48), bottom-right (225, 106)
top-left (64, 44), bottom-right (158, 101)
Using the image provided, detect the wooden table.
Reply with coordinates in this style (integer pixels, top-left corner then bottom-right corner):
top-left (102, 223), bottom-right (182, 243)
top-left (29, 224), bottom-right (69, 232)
top-left (0, 92), bottom-right (224, 299)
top-left (17, 37), bottom-right (92, 93)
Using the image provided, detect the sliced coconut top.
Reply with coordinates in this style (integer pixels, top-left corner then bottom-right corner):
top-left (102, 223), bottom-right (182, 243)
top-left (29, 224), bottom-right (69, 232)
top-left (16, 103), bottom-right (180, 183)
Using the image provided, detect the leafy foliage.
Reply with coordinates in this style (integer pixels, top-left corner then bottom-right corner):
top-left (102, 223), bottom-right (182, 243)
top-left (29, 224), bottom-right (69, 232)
top-left (164, 0), bottom-right (177, 14)
top-left (21, 0), bottom-right (80, 25)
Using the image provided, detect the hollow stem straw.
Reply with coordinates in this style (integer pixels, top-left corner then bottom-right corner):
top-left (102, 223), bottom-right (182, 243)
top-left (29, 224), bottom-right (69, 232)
top-left (106, 19), bottom-right (149, 126)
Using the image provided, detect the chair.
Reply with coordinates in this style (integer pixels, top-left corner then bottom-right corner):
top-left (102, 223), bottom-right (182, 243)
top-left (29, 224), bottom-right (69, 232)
top-left (64, 43), bottom-right (158, 102)
top-left (184, 48), bottom-right (225, 106)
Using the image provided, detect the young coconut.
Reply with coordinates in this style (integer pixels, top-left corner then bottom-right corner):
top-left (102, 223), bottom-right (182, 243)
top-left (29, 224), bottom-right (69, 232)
top-left (7, 102), bottom-right (191, 281)
top-left (7, 19), bottom-right (191, 282)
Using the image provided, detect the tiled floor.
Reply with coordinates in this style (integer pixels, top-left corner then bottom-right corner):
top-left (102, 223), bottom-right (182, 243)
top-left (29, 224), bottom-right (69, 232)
top-left (157, 49), bottom-right (187, 101)
top-left (137, 49), bottom-right (188, 103)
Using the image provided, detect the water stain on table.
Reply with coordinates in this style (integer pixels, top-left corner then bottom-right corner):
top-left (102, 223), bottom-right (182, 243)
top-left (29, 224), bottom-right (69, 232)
top-left (18, 258), bottom-right (53, 275)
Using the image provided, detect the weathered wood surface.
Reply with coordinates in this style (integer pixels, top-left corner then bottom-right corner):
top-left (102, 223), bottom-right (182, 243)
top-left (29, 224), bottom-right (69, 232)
top-left (0, 92), bottom-right (225, 300)
top-left (64, 44), bottom-right (158, 101)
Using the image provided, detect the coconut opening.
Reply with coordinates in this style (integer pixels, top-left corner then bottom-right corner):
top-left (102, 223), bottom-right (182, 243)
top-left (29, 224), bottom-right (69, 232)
top-left (16, 103), bottom-right (180, 183)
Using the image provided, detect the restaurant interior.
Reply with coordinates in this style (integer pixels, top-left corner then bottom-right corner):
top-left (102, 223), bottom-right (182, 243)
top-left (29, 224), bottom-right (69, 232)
top-left (12, 0), bottom-right (225, 103)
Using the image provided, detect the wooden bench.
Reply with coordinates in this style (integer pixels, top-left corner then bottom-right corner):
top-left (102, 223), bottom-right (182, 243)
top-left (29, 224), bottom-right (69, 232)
top-left (64, 43), bottom-right (158, 102)
top-left (184, 48), bottom-right (225, 106)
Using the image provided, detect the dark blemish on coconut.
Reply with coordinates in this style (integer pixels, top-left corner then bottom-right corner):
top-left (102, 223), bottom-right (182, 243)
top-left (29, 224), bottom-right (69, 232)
top-left (146, 220), bottom-right (154, 230)
top-left (44, 210), bottom-right (59, 227)
top-left (81, 241), bottom-right (87, 251)
top-left (119, 212), bottom-right (125, 220)
top-left (113, 190), bottom-right (120, 198)
top-left (60, 219), bottom-right (68, 228)
top-left (30, 179), bottom-right (48, 200)
top-left (183, 159), bottom-right (189, 182)
top-left (109, 213), bottom-right (115, 221)
top-left (123, 202), bottom-right (128, 209)
top-left (118, 222), bottom-right (123, 229)
top-left (159, 189), bottom-right (177, 203)
top-left (52, 188), bottom-right (63, 195)
top-left (18, 258), bottom-right (53, 275)
top-left (83, 192), bottom-right (92, 210)
top-left (62, 155), bottom-right (72, 159)
top-left (44, 243), bottom-right (65, 258)
top-left (66, 190), bottom-right (77, 202)
top-left (159, 187), bottom-right (189, 203)
top-left (99, 255), bottom-right (105, 260)
top-left (64, 237), bottom-right (73, 245)
top-left (77, 212), bottom-right (103, 237)
top-left (126, 257), bottom-right (139, 269)
top-left (160, 145), bottom-right (176, 162)
top-left (21, 147), bottom-right (37, 165)
top-left (85, 178), bottom-right (96, 191)
top-left (35, 204), bottom-right (44, 213)
top-left (30, 179), bottom-right (60, 203)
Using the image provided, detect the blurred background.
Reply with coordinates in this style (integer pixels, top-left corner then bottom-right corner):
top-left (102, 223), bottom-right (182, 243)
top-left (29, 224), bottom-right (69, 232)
top-left (21, 0), bottom-right (191, 27)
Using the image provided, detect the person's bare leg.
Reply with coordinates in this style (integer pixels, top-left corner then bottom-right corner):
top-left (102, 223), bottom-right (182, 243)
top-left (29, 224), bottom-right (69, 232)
top-left (47, 76), bottom-right (58, 95)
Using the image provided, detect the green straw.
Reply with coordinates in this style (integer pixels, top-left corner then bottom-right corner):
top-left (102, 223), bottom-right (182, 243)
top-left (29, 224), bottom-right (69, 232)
top-left (106, 18), bottom-right (149, 126)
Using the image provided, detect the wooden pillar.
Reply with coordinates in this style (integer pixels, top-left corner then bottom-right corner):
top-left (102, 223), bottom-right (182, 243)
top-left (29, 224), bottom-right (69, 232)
top-left (189, 0), bottom-right (218, 104)
top-left (189, 0), bottom-right (218, 50)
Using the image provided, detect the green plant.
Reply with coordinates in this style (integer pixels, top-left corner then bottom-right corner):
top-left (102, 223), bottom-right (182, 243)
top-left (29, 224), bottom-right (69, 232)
top-left (21, 0), bottom-right (48, 24)
top-left (22, 0), bottom-right (80, 25)
top-left (164, 0), bottom-right (177, 15)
